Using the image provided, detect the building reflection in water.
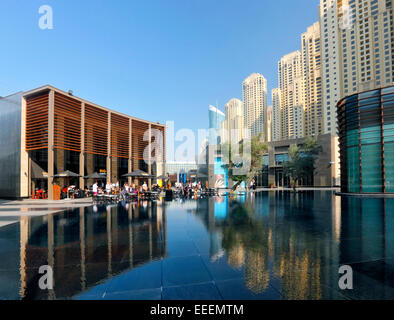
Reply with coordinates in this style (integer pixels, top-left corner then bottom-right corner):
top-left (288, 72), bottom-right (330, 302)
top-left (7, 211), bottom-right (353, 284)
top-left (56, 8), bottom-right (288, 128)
top-left (18, 200), bottom-right (166, 300)
top-left (5, 192), bottom-right (394, 300)
top-left (194, 192), bottom-right (394, 299)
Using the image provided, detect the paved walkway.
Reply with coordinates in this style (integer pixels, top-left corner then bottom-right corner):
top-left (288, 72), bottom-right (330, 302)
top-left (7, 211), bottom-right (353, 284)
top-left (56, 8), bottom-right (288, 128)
top-left (218, 187), bottom-right (340, 193)
top-left (255, 187), bottom-right (340, 192)
top-left (0, 198), bottom-right (93, 228)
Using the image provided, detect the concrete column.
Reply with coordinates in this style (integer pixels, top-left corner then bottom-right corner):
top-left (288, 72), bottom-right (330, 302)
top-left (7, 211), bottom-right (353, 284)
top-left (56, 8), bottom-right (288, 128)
top-left (106, 112), bottom-right (111, 184)
top-left (80, 103), bottom-right (85, 189)
top-left (111, 156), bottom-right (118, 183)
top-left (133, 157), bottom-right (139, 187)
top-left (148, 124), bottom-right (152, 189)
top-left (20, 97), bottom-right (29, 198)
top-left (268, 168), bottom-right (275, 187)
top-left (56, 149), bottom-right (65, 174)
top-left (148, 202), bottom-right (152, 260)
top-left (268, 144), bottom-right (275, 187)
top-left (28, 156), bottom-right (32, 198)
top-left (48, 90), bottom-right (55, 200)
top-left (163, 125), bottom-right (166, 183)
top-left (128, 119), bottom-right (132, 185)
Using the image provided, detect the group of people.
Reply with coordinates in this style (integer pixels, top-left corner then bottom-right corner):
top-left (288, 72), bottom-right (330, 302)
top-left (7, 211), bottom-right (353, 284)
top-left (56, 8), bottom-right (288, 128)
top-left (61, 185), bottom-right (84, 199)
top-left (90, 180), bottom-right (161, 198)
top-left (61, 178), bottom-right (257, 200)
top-left (174, 181), bottom-right (204, 198)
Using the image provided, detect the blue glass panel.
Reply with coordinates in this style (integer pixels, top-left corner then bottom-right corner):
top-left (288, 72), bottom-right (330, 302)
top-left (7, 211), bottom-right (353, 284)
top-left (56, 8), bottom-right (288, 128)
top-left (345, 101), bottom-right (358, 112)
top-left (344, 94), bottom-right (358, 103)
top-left (384, 124), bottom-right (394, 143)
top-left (346, 129), bottom-right (359, 147)
top-left (347, 146), bottom-right (360, 193)
top-left (383, 100), bottom-right (394, 109)
top-left (0, 93), bottom-right (22, 198)
top-left (384, 142), bottom-right (394, 192)
top-left (382, 93), bottom-right (394, 102)
top-left (359, 89), bottom-right (380, 99)
top-left (275, 154), bottom-right (290, 165)
top-left (361, 143), bottom-right (383, 193)
top-left (360, 126), bottom-right (381, 145)
top-left (359, 97), bottom-right (380, 106)
top-left (382, 86), bottom-right (394, 95)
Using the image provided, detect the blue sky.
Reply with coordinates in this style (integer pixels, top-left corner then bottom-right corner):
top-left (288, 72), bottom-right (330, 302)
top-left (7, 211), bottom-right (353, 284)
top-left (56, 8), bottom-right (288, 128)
top-left (0, 0), bottom-right (318, 135)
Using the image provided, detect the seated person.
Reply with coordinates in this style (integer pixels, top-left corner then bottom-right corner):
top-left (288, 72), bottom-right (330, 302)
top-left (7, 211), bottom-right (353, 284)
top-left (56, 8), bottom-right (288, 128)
top-left (130, 184), bottom-right (138, 195)
top-left (61, 186), bottom-right (68, 199)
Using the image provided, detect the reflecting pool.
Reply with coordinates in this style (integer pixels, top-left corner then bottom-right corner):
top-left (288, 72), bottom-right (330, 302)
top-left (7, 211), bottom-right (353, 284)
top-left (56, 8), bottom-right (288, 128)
top-left (1, 191), bottom-right (394, 300)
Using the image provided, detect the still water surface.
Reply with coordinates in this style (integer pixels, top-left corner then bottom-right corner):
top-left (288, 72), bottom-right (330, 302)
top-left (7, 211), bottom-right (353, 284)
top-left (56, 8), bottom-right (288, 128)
top-left (0, 191), bottom-right (393, 300)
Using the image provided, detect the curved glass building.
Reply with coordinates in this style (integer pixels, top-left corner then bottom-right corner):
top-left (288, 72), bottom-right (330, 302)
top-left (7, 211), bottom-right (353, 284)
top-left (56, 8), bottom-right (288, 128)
top-left (338, 86), bottom-right (394, 194)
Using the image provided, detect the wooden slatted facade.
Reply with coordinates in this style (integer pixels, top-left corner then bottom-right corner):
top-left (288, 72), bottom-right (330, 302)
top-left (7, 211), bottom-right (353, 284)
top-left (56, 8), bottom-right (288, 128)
top-left (54, 92), bottom-right (82, 152)
top-left (25, 88), bottom-right (165, 161)
top-left (132, 120), bottom-right (149, 160)
top-left (111, 114), bottom-right (130, 158)
top-left (84, 104), bottom-right (108, 156)
top-left (26, 93), bottom-right (49, 151)
top-left (23, 86), bottom-right (166, 200)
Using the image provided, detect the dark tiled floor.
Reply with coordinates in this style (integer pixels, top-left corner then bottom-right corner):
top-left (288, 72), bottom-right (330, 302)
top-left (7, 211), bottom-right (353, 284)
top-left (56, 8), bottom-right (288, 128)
top-left (2, 193), bottom-right (394, 300)
top-left (162, 255), bottom-right (212, 287)
top-left (162, 282), bottom-right (222, 300)
top-left (106, 260), bottom-right (162, 293)
top-left (201, 254), bottom-right (244, 281)
top-left (215, 278), bottom-right (281, 300)
top-left (103, 288), bottom-right (162, 300)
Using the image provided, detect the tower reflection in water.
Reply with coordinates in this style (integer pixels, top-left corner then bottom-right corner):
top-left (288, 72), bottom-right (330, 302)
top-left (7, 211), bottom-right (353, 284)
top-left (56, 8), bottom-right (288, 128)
top-left (18, 200), bottom-right (166, 300)
top-left (4, 192), bottom-right (394, 300)
top-left (194, 192), bottom-right (394, 300)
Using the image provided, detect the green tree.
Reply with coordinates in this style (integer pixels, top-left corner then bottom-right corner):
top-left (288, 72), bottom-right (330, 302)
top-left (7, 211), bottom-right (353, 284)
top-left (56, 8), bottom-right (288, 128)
top-left (221, 133), bottom-right (268, 191)
top-left (283, 136), bottom-right (322, 191)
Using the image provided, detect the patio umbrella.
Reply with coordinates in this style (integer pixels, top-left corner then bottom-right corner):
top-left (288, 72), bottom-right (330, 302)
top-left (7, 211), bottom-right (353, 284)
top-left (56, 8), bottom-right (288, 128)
top-left (84, 172), bottom-right (106, 179)
top-left (122, 169), bottom-right (155, 179)
top-left (197, 173), bottom-right (208, 178)
top-left (53, 170), bottom-right (81, 178)
top-left (156, 174), bottom-right (169, 180)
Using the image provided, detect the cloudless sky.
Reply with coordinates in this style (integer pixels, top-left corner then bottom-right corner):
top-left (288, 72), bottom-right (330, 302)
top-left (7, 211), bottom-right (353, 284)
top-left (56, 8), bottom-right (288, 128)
top-left (0, 0), bottom-right (318, 139)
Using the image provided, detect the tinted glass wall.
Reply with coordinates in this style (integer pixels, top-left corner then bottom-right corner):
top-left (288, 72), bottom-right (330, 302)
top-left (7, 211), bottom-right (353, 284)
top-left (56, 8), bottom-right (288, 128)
top-left (338, 86), bottom-right (394, 193)
top-left (0, 93), bottom-right (22, 198)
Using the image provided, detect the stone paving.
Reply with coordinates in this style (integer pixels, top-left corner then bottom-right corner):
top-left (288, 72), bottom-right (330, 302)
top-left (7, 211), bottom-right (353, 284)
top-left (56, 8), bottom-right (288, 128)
top-left (0, 198), bottom-right (92, 227)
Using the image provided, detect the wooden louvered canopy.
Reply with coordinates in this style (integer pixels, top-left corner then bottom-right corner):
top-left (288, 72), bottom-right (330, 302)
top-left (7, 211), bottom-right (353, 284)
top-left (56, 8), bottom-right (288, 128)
top-left (132, 119), bottom-right (149, 160)
top-left (84, 104), bottom-right (108, 156)
top-left (24, 88), bottom-right (165, 162)
top-left (54, 92), bottom-right (82, 152)
top-left (111, 113), bottom-right (130, 159)
top-left (26, 92), bottom-right (49, 151)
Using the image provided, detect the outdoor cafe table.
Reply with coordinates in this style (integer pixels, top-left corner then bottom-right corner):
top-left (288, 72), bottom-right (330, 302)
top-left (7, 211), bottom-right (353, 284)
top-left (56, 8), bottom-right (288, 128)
top-left (34, 189), bottom-right (47, 199)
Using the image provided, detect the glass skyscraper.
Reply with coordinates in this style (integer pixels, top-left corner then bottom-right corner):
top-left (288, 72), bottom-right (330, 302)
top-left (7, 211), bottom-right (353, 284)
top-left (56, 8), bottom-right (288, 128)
top-left (338, 85), bottom-right (394, 193)
top-left (208, 105), bottom-right (225, 145)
